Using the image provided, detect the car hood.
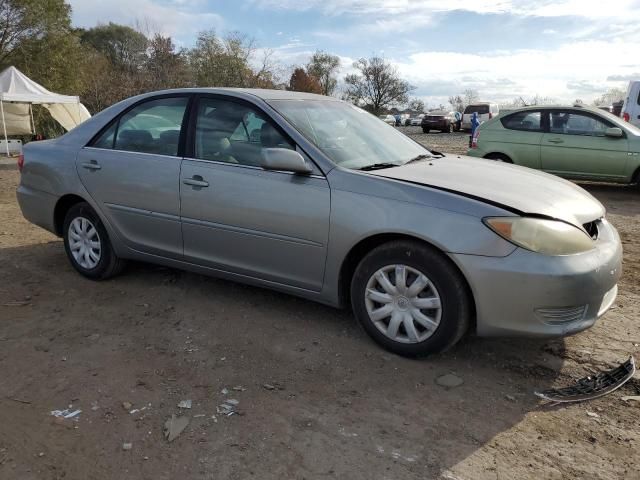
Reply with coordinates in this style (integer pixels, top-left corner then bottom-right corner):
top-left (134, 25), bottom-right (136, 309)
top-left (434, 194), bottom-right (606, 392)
top-left (367, 155), bottom-right (604, 227)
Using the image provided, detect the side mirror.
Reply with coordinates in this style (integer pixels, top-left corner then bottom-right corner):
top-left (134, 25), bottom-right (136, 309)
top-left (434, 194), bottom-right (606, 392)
top-left (605, 127), bottom-right (624, 138)
top-left (261, 148), bottom-right (312, 174)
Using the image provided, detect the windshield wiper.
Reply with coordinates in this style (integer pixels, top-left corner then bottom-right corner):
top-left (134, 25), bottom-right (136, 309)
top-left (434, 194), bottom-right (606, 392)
top-left (358, 162), bottom-right (400, 171)
top-left (403, 154), bottom-right (431, 165)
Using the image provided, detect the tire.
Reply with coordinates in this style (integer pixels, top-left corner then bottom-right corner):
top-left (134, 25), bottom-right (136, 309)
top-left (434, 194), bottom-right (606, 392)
top-left (484, 153), bottom-right (512, 163)
top-left (422, 128), bottom-right (430, 134)
top-left (63, 202), bottom-right (125, 280)
top-left (350, 240), bottom-right (472, 357)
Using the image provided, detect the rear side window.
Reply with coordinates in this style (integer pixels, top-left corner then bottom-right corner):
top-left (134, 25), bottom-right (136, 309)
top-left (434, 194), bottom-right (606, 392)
top-left (464, 105), bottom-right (490, 114)
top-left (501, 111), bottom-right (542, 131)
top-left (91, 97), bottom-right (189, 156)
top-left (637, 88), bottom-right (640, 106)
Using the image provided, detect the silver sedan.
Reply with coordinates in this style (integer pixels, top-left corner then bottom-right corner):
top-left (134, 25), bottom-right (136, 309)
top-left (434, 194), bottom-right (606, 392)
top-left (17, 89), bottom-right (622, 356)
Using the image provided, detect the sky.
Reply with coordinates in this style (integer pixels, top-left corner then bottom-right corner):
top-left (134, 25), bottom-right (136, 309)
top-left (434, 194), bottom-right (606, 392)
top-left (67, 0), bottom-right (640, 107)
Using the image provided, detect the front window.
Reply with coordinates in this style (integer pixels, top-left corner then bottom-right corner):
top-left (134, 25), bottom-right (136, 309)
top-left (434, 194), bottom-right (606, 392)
top-left (549, 111), bottom-right (612, 137)
top-left (269, 100), bottom-right (429, 169)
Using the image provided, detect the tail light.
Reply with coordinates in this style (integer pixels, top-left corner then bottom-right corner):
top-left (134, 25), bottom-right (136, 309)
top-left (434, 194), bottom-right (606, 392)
top-left (17, 154), bottom-right (24, 172)
top-left (623, 112), bottom-right (630, 122)
top-left (471, 129), bottom-right (480, 149)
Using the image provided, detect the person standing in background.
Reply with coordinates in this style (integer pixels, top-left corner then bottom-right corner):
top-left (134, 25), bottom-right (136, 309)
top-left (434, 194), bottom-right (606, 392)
top-left (454, 110), bottom-right (462, 131)
top-left (470, 111), bottom-right (480, 147)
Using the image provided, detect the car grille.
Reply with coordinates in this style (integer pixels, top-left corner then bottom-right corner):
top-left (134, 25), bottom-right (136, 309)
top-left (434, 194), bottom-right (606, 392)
top-left (535, 305), bottom-right (587, 325)
top-left (583, 220), bottom-right (600, 240)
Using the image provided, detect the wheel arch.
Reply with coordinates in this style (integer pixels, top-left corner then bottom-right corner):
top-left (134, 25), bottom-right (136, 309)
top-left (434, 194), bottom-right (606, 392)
top-left (483, 152), bottom-right (513, 163)
top-left (337, 233), bottom-right (477, 328)
top-left (53, 194), bottom-right (88, 236)
top-left (632, 165), bottom-right (640, 184)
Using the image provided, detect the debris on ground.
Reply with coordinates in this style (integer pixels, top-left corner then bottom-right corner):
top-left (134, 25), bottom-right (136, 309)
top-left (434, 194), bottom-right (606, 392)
top-left (621, 395), bottom-right (640, 403)
top-left (221, 388), bottom-right (229, 395)
top-left (163, 415), bottom-right (189, 442)
top-left (122, 402), bottom-right (132, 411)
top-left (263, 384), bottom-right (275, 391)
top-left (177, 400), bottom-right (192, 409)
top-left (535, 357), bottom-right (636, 403)
top-left (505, 394), bottom-right (516, 402)
top-left (217, 398), bottom-right (240, 416)
top-left (122, 443), bottom-right (132, 451)
top-left (2, 300), bottom-right (30, 307)
top-left (232, 386), bottom-right (246, 392)
top-left (586, 411), bottom-right (600, 418)
top-left (435, 374), bottom-right (464, 389)
top-left (50, 408), bottom-right (81, 420)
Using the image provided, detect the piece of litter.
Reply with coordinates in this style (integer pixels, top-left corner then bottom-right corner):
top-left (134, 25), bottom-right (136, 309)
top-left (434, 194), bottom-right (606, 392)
top-left (177, 400), bottom-right (192, 409)
top-left (505, 395), bottom-right (516, 402)
top-left (221, 388), bottom-right (229, 395)
top-left (50, 409), bottom-right (82, 420)
top-left (163, 415), bottom-right (189, 442)
top-left (232, 386), bottom-right (246, 392)
top-left (38, 452), bottom-right (45, 457)
top-left (435, 374), bottom-right (464, 388)
top-left (122, 402), bottom-right (132, 411)
top-left (91, 401), bottom-right (100, 411)
top-left (225, 399), bottom-right (239, 406)
top-left (263, 384), bottom-right (275, 390)
top-left (122, 443), bottom-right (132, 451)
top-left (3, 300), bottom-right (30, 307)
top-left (586, 411), bottom-right (600, 418)
top-left (535, 357), bottom-right (636, 403)
top-left (621, 395), bottom-right (640, 403)
top-left (193, 414), bottom-right (206, 418)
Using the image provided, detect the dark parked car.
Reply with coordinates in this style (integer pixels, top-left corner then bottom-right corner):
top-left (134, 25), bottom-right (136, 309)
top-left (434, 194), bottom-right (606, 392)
top-left (422, 111), bottom-right (456, 133)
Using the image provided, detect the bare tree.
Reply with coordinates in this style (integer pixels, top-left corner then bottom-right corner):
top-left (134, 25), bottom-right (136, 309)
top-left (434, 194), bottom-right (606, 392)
top-left (306, 50), bottom-right (340, 96)
top-left (408, 98), bottom-right (425, 113)
top-left (593, 87), bottom-right (626, 106)
top-left (344, 57), bottom-right (414, 115)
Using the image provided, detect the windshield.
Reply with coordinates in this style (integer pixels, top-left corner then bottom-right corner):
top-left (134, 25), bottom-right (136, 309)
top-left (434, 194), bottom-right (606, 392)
top-left (464, 104), bottom-right (490, 114)
top-left (269, 100), bottom-right (429, 169)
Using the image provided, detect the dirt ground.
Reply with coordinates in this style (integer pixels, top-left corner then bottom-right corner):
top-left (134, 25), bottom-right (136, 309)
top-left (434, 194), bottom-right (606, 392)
top-left (1, 133), bottom-right (639, 479)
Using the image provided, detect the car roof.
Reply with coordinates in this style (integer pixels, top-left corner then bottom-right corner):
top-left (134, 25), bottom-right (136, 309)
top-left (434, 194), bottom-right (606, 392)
top-left (136, 87), bottom-right (338, 102)
top-left (501, 104), bottom-right (602, 113)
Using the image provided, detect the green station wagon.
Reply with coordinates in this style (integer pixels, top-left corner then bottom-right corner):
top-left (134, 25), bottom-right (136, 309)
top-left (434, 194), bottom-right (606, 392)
top-left (467, 105), bottom-right (640, 186)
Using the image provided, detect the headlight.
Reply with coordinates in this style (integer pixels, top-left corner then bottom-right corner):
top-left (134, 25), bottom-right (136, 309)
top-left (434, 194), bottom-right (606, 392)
top-left (483, 217), bottom-right (594, 255)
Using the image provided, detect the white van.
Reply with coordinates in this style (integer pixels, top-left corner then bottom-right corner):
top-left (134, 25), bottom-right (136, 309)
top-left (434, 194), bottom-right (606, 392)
top-left (621, 81), bottom-right (640, 128)
top-left (461, 102), bottom-right (499, 131)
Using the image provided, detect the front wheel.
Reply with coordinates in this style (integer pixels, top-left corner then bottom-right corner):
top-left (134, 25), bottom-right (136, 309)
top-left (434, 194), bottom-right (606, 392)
top-left (63, 202), bottom-right (125, 280)
top-left (448, 123), bottom-right (454, 133)
top-left (350, 241), bottom-right (472, 357)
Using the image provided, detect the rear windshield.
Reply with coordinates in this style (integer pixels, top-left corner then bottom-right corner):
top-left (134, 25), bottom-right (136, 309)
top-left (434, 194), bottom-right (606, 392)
top-left (464, 105), bottom-right (490, 114)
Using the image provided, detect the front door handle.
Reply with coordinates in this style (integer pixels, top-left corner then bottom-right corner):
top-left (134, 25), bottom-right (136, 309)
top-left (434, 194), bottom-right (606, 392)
top-left (81, 160), bottom-right (101, 170)
top-left (183, 176), bottom-right (209, 188)
top-left (547, 138), bottom-right (564, 144)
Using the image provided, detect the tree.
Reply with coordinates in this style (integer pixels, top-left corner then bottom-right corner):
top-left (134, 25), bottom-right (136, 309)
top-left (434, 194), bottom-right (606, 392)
top-left (407, 98), bottom-right (425, 112)
top-left (504, 95), bottom-right (555, 107)
top-left (448, 95), bottom-right (464, 112)
top-left (344, 56), bottom-right (414, 115)
top-left (593, 87), bottom-right (626, 106)
top-left (463, 89), bottom-right (479, 106)
top-left (145, 34), bottom-right (189, 90)
top-left (0, 0), bottom-right (72, 64)
top-left (288, 67), bottom-right (322, 93)
top-left (80, 23), bottom-right (148, 73)
top-left (306, 50), bottom-right (340, 96)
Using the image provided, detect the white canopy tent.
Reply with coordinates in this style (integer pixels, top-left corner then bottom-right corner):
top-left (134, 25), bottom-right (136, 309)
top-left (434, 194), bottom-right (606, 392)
top-left (0, 66), bottom-right (91, 155)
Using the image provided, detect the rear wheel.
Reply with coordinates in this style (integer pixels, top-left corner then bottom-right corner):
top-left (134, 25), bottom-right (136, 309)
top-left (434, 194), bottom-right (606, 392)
top-left (350, 241), bottom-right (471, 357)
top-left (422, 128), bottom-right (430, 134)
top-left (63, 202), bottom-right (125, 280)
top-left (485, 153), bottom-right (512, 163)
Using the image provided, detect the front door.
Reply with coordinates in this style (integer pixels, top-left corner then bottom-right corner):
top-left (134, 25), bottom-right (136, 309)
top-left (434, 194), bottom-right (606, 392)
top-left (180, 96), bottom-right (330, 291)
top-left (540, 109), bottom-right (629, 180)
top-left (76, 95), bottom-right (190, 259)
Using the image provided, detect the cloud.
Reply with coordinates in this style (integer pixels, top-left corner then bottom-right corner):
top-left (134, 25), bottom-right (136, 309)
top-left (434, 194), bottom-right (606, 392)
top-left (392, 38), bottom-right (640, 105)
top-left (67, 0), bottom-right (224, 42)
top-left (607, 73), bottom-right (640, 82)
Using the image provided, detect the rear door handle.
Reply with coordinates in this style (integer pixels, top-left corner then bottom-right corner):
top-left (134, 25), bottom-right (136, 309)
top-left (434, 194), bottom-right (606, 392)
top-left (547, 138), bottom-right (564, 144)
top-left (81, 160), bottom-right (101, 170)
top-left (183, 176), bottom-right (209, 188)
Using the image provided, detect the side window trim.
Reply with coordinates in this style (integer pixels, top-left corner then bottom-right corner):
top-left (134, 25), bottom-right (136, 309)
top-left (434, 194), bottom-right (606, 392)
top-left (86, 93), bottom-right (194, 156)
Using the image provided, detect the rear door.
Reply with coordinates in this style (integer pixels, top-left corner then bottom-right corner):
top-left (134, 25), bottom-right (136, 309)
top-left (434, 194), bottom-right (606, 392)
top-left (179, 95), bottom-right (330, 291)
top-left (76, 95), bottom-right (191, 259)
top-left (540, 109), bottom-right (629, 180)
